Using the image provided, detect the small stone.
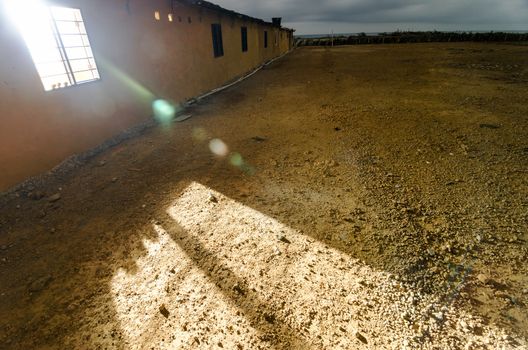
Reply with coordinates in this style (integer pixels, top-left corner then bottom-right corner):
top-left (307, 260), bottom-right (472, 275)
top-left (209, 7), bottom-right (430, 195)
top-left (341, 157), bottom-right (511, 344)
top-left (479, 123), bottom-right (500, 129)
top-left (233, 284), bottom-right (245, 295)
top-left (432, 312), bottom-right (444, 321)
top-left (159, 304), bottom-right (170, 318)
top-left (111, 177), bottom-right (118, 183)
top-left (0, 245), bottom-right (7, 251)
top-left (263, 313), bottom-right (275, 323)
top-left (277, 235), bottom-right (291, 244)
top-left (27, 191), bottom-right (45, 200)
top-left (98, 160), bottom-right (107, 167)
top-left (476, 273), bottom-right (489, 284)
top-left (29, 275), bottom-right (52, 293)
top-left (48, 193), bottom-right (61, 203)
top-left (355, 332), bottom-right (368, 344)
top-left (460, 319), bottom-right (470, 332)
top-left (208, 193), bottom-right (218, 203)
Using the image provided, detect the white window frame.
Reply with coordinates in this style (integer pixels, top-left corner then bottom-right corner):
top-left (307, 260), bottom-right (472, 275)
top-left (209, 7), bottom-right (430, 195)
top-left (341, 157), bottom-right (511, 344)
top-left (44, 7), bottom-right (100, 91)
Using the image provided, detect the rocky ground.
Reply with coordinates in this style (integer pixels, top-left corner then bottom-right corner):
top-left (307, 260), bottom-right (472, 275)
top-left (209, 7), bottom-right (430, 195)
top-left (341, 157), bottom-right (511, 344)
top-left (0, 43), bottom-right (527, 349)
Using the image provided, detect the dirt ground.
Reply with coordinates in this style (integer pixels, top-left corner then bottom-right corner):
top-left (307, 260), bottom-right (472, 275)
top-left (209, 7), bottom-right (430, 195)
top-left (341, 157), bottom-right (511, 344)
top-left (1, 43), bottom-right (527, 349)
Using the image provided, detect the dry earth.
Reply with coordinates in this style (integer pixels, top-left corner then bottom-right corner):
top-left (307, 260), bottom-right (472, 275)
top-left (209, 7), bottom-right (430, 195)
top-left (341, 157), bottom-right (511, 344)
top-left (1, 43), bottom-right (527, 349)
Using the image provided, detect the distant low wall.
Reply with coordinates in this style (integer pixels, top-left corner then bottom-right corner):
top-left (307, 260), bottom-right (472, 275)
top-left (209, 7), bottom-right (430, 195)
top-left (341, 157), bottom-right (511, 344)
top-left (296, 32), bottom-right (528, 47)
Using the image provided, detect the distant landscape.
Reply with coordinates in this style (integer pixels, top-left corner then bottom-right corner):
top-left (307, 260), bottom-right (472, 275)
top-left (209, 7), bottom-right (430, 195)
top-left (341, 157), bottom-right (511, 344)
top-left (295, 30), bottom-right (528, 46)
top-left (296, 30), bottom-right (528, 39)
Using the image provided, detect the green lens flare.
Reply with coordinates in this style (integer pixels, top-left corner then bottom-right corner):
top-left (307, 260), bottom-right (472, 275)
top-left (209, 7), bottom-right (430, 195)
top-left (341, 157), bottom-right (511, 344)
top-left (230, 153), bottom-right (244, 167)
top-left (152, 99), bottom-right (176, 124)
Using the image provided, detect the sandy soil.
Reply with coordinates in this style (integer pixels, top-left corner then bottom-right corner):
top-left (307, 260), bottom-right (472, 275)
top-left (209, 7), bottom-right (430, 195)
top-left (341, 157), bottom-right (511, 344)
top-left (1, 43), bottom-right (527, 349)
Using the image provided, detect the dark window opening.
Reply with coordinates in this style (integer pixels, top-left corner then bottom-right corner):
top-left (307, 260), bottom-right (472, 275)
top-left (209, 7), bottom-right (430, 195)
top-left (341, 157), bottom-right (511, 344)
top-left (211, 24), bottom-right (224, 58)
top-left (264, 31), bottom-right (268, 48)
top-left (241, 27), bottom-right (248, 52)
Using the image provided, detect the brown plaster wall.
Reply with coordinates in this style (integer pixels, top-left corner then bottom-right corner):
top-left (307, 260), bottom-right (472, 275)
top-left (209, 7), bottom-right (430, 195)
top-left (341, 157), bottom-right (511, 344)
top-left (0, 0), bottom-right (292, 191)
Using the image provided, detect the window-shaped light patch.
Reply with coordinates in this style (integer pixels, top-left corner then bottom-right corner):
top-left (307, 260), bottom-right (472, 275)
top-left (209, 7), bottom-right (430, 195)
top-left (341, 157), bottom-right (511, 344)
top-left (5, 0), bottom-right (100, 91)
top-left (154, 11), bottom-right (160, 20)
top-left (168, 13), bottom-right (173, 22)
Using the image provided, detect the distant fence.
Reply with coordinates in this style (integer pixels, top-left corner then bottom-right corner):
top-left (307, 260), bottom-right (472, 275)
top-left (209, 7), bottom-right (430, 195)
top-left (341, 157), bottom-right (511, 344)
top-left (296, 32), bottom-right (528, 47)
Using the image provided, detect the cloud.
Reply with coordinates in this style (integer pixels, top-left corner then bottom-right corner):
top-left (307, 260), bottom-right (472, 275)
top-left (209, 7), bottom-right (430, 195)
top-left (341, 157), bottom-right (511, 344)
top-left (211, 0), bottom-right (528, 34)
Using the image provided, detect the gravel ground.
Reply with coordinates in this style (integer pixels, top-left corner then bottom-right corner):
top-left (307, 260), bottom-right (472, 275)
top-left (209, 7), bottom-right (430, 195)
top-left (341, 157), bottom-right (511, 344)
top-left (0, 43), bottom-right (527, 349)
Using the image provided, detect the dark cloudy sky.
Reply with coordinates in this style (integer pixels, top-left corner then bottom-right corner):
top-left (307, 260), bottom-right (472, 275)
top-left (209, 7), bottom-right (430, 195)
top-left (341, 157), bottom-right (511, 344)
top-left (212, 0), bottom-right (528, 34)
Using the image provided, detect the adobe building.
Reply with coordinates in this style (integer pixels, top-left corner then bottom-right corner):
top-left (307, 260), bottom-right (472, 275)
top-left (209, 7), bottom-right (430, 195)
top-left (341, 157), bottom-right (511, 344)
top-left (0, 0), bottom-right (294, 191)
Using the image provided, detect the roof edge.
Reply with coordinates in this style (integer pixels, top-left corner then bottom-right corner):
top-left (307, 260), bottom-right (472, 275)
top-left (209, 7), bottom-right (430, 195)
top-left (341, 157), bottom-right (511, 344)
top-left (177, 0), bottom-right (294, 31)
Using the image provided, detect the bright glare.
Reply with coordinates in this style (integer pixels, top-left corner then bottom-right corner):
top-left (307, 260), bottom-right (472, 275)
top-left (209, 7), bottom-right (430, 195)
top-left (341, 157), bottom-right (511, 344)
top-left (5, 0), bottom-right (59, 87)
top-left (5, 0), bottom-right (100, 91)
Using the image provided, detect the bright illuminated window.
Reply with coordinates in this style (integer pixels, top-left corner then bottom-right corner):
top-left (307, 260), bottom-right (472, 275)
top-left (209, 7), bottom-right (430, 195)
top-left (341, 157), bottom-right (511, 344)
top-left (6, 1), bottom-right (100, 91)
top-left (168, 13), bottom-right (173, 22)
top-left (154, 11), bottom-right (160, 20)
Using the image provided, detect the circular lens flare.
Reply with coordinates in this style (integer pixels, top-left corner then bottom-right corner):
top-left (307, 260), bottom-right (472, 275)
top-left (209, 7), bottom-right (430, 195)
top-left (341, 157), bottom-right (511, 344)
top-left (209, 139), bottom-right (229, 157)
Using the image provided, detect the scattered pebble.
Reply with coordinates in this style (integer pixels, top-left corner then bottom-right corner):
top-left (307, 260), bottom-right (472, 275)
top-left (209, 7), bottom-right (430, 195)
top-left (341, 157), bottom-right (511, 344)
top-left (476, 273), bottom-right (489, 284)
top-left (28, 275), bottom-right (52, 293)
top-left (479, 123), bottom-right (500, 129)
top-left (159, 304), bottom-right (170, 318)
top-left (208, 193), bottom-right (218, 203)
top-left (355, 332), bottom-right (368, 344)
top-left (277, 235), bottom-right (291, 244)
top-left (27, 191), bottom-right (45, 200)
top-left (47, 193), bottom-right (61, 203)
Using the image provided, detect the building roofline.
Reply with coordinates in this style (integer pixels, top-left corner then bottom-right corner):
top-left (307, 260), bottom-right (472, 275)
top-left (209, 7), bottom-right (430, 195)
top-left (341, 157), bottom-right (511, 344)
top-left (178, 0), bottom-right (294, 31)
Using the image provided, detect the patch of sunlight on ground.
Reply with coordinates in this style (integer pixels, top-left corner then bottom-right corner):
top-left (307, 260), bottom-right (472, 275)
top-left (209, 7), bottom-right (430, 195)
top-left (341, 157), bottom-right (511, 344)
top-left (110, 182), bottom-right (521, 349)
